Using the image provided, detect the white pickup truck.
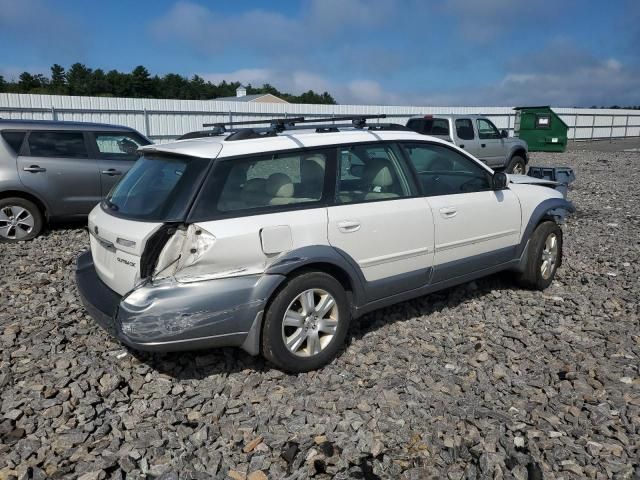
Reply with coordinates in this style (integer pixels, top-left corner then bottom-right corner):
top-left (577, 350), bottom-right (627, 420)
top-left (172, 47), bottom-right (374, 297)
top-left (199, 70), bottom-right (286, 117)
top-left (407, 114), bottom-right (529, 174)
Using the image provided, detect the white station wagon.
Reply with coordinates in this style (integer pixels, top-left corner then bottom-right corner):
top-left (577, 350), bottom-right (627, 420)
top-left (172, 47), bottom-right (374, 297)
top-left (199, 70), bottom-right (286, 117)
top-left (76, 115), bottom-right (574, 372)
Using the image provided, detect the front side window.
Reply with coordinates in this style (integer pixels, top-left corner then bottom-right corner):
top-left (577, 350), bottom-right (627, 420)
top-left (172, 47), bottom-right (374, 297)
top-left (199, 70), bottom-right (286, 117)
top-left (336, 144), bottom-right (413, 203)
top-left (92, 132), bottom-right (148, 159)
top-left (476, 119), bottom-right (500, 140)
top-left (105, 154), bottom-right (209, 221)
top-left (27, 131), bottom-right (87, 158)
top-left (400, 143), bottom-right (491, 196)
top-left (455, 119), bottom-right (474, 140)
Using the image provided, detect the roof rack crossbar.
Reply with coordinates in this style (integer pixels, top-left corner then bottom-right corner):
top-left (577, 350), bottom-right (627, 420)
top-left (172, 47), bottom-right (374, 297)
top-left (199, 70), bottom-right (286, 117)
top-left (203, 114), bottom-right (386, 130)
top-left (181, 114), bottom-right (393, 140)
top-left (179, 118), bottom-right (405, 141)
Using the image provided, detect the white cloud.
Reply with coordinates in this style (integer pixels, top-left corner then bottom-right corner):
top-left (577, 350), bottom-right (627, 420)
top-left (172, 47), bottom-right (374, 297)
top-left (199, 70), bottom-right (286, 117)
top-left (0, 0), bottom-right (86, 59)
top-left (199, 69), bottom-right (332, 95)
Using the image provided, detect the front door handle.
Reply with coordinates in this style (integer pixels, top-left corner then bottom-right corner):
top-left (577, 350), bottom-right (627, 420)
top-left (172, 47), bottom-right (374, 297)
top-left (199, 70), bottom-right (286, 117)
top-left (101, 169), bottom-right (122, 176)
top-left (23, 165), bottom-right (46, 173)
top-left (481, 143), bottom-right (486, 148)
top-left (459, 144), bottom-right (465, 148)
top-left (439, 207), bottom-right (457, 219)
top-left (337, 220), bottom-right (361, 233)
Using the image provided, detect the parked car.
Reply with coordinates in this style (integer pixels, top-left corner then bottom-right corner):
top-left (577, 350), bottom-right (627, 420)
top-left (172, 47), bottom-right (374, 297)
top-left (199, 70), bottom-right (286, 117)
top-left (406, 114), bottom-right (529, 174)
top-left (75, 115), bottom-right (573, 372)
top-left (0, 119), bottom-right (151, 242)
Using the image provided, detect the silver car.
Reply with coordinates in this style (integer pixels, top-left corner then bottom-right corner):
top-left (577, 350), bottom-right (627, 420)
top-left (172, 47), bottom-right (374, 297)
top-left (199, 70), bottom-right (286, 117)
top-left (406, 114), bottom-right (529, 174)
top-left (0, 120), bottom-right (150, 242)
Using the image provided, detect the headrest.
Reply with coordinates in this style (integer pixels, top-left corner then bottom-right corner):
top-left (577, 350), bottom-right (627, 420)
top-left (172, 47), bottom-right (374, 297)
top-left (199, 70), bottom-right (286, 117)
top-left (227, 165), bottom-right (248, 185)
top-left (364, 158), bottom-right (394, 187)
top-left (302, 156), bottom-right (325, 181)
top-left (266, 173), bottom-right (294, 198)
top-left (243, 178), bottom-right (266, 193)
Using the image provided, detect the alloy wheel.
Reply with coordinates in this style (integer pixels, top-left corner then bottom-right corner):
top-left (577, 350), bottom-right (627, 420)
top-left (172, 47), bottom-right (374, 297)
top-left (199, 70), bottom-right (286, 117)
top-left (512, 162), bottom-right (525, 175)
top-left (0, 205), bottom-right (35, 240)
top-left (540, 232), bottom-right (558, 279)
top-left (281, 288), bottom-right (339, 357)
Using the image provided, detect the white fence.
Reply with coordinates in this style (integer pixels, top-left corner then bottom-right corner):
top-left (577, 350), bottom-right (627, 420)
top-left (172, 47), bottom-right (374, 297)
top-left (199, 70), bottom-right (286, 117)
top-left (1, 93), bottom-right (639, 143)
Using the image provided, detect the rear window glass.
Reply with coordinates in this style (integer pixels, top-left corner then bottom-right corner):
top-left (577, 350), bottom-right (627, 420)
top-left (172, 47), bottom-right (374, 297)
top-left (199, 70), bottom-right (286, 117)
top-left (407, 118), bottom-right (450, 136)
top-left (105, 155), bottom-right (209, 221)
top-left (1, 131), bottom-right (26, 155)
top-left (28, 131), bottom-right (87, 158)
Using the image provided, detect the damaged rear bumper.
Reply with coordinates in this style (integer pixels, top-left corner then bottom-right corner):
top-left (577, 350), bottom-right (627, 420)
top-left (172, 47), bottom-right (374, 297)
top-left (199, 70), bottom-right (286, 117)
top-left (75, 251), bottom-right (283, 354)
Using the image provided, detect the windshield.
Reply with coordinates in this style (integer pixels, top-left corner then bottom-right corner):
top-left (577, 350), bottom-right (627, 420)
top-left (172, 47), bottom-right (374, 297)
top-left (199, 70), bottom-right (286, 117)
top-left (104, 154), bottom-right (209, 221)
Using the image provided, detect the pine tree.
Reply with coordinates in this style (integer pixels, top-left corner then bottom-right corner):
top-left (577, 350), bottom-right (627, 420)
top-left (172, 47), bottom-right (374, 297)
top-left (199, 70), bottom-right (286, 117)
top-left (66, 63), bottom-right (93, 96)
top-left (50, 64), bottom-right (67, 94)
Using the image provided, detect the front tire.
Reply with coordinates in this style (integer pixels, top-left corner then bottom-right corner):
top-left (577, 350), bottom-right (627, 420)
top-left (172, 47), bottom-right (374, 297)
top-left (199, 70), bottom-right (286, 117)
top-left (262, 272), bottom-right (350, 373)
top-left (517, 221), bottom-right (562, 290)
top-left (506, 155), bottom-right (526, 175)
top-left (0, 197), bottom-right (43, 242)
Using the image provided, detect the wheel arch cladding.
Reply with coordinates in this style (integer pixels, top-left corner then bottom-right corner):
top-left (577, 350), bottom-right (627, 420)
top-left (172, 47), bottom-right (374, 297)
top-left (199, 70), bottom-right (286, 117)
top-left (0, 190), bottom-right (48, 217)
top-left (264, 245), bottom-right (365, 307)
top-left (519, 198), bottom-right (574, 257)
top-left (511, 147), bottom-right (528, 163)
top-left (241, 245), bottom-right (364, 356)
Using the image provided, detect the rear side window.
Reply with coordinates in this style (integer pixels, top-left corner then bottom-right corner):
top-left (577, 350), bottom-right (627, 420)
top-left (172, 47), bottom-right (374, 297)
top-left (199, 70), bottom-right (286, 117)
top-left (27, 131), bottom-right (88, 158)
top-left (407, 118), bottom-right (450, 136)
top-left (455, 119), bottom-right (475, 140)
top-left (92, 132), bottom-right (149, 160)
top-left (190, 149), bottom-right (332, 219)
top-left (216, 151), bottom-right (327, 212)
top-left (1, 131), bottom-right (26, 155)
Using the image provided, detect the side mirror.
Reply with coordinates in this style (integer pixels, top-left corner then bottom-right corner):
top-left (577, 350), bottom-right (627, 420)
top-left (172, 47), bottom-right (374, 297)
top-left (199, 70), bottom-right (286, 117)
top-left (492, 171), bottom-right (509, 190)
top-left (501, 129), bottom-right (508, 138)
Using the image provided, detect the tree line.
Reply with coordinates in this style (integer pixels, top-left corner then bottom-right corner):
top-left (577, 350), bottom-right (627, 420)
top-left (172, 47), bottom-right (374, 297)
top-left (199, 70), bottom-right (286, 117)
top-left (0, 63), bottom-right (337, 104)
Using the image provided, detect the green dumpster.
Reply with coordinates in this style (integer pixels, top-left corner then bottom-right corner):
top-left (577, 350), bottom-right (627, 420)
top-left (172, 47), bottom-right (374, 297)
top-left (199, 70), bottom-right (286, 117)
top-left (513, 106), bottom-right (568, 152)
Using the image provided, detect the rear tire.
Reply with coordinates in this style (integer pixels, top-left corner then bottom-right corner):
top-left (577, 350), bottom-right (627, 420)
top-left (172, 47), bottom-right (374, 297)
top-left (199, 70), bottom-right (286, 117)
top-left (516, 221), bottom-right (562, 290)
top-left (262, 271), bottom-right (350, 373)
top-left (0, 197), bottom-right (43, 242)
top-left (506, 155), bottom-right (526, 175)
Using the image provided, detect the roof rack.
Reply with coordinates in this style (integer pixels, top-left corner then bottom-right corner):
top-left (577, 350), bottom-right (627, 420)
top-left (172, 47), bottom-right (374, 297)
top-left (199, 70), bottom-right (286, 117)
top-left (177, 114), bottom-right (407, 141)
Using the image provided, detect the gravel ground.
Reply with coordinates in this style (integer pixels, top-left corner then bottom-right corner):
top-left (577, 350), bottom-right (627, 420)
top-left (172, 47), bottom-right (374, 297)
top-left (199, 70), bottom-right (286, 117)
top-left (1, 149), bottom-right (639, 480)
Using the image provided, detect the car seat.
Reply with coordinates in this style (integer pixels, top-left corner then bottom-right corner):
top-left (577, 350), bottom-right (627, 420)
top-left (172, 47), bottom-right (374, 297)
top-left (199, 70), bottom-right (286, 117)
top-left (363, 158), bottom-right (400, 200)
top-left (267, 173), bottom-right (296, 205)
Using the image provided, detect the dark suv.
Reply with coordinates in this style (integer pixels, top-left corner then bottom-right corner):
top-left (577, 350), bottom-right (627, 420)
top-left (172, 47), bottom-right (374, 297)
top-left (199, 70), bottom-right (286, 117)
top-left (0, 120), bottom-right (150, 241)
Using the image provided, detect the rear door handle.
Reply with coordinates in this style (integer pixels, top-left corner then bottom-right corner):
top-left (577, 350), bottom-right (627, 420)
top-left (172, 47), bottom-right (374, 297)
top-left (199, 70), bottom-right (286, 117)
top-left (481, 143), bottom-right (486, 148)
top-left (459, 144), bottom-right (465, 148)
top-left (439, 207), bottom-right (457, 219)
top-left (23, 165), bottom-right (46, 173)
top-left (337, 220), bottom-right (361, 233)
top-left (101, 169), bottom-right (122, 176)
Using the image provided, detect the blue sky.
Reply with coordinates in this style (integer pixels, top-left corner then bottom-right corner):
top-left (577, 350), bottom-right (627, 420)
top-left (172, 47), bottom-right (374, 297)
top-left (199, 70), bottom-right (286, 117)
top-left (0, 0), bottom-right (638, 106)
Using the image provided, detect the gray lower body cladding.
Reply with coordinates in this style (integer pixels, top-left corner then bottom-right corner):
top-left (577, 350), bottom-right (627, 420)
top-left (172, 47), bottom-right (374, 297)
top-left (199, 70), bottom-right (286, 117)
top-left (75, 251), bottom-right (283, 353)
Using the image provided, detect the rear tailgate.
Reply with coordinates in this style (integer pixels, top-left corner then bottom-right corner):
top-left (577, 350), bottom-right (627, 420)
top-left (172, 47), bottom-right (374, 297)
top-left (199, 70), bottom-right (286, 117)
top-left (88, 205), bottom-right (163, 295)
